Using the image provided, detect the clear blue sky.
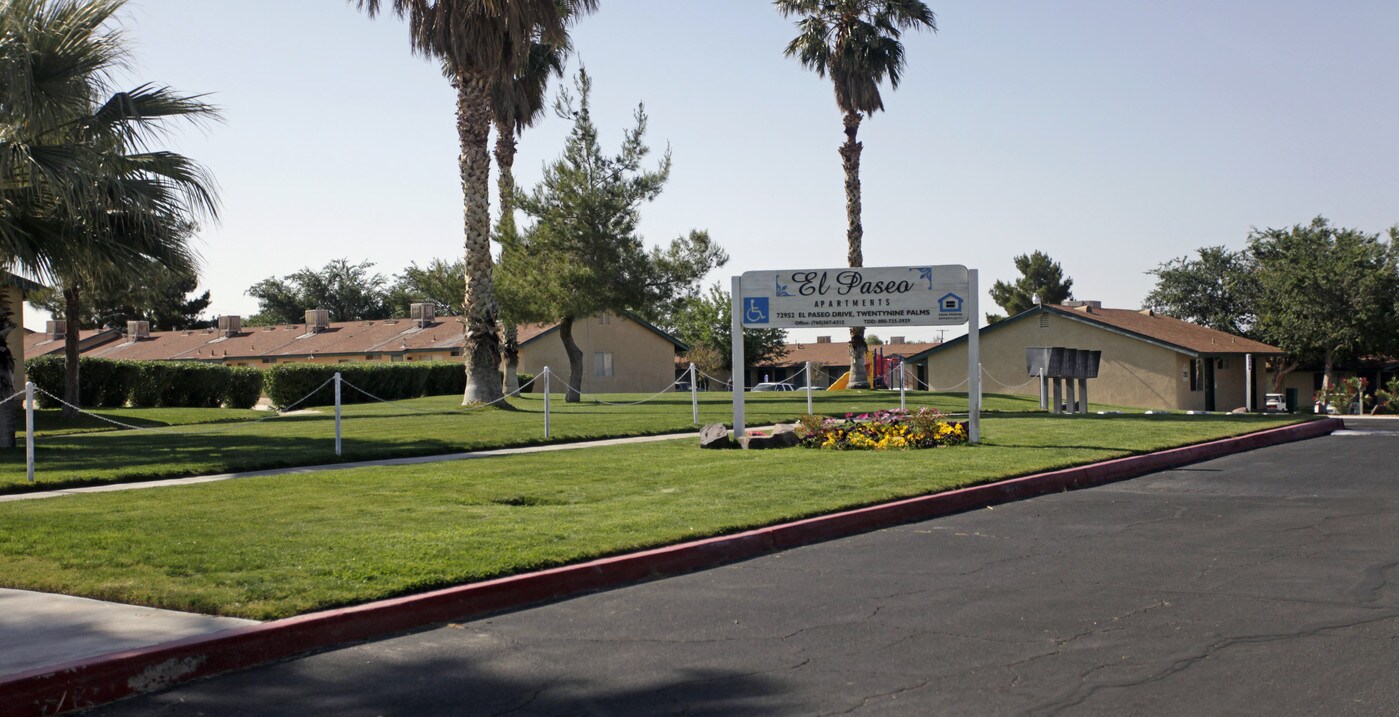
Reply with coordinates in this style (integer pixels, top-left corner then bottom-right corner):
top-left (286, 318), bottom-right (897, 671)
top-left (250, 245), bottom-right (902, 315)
top-left (30, 0), bottom-right (1399, 342)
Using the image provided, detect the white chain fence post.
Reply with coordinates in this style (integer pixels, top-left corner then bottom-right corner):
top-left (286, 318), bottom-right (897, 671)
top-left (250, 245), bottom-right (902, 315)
top-left (899, 361), bottom-right (906, 412)
top-left (25, 381), bottom-right (35, 483)
top-left (334, 372), bottom-right (343, 457)
top-left (543, 366), bottom-right (551, 439)
top-left (690, 363), bottom-right (699, 425)
top-left (805, 361), bottom-right (813, 415)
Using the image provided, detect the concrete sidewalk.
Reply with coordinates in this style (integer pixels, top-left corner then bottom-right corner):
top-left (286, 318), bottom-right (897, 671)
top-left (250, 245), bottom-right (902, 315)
top-left (0, 590), bottom-right (255, 676)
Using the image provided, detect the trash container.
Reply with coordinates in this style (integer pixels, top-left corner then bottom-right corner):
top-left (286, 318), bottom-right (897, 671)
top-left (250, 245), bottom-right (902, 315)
top-left (1285, 388), bottom-right (1298, 413)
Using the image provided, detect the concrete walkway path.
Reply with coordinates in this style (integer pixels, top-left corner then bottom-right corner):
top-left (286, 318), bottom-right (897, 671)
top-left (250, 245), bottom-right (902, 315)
top-left (0, 427), bottom-right (765, 504)
top-left (0, 590), bottom-right (255, 676)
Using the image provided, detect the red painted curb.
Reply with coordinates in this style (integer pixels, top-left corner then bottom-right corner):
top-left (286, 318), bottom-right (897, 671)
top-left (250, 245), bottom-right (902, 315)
top-left (0, 418), bottom-right (1342, 716)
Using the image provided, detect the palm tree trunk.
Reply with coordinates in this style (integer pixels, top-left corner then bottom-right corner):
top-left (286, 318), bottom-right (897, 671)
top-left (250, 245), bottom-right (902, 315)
top-left (559, 316), bottom-right (583, 403)
top-left (454, 74), bottom-right (504, 405)
top-left (62, 285), bottom-right (82, 418)
top-left (494, 119), bottom-right (521, 394)
top-left (0, 307), bottom-right (17, 449)
top-left (840, 109), bottom-right (870, 389)
top-left (494, 119), bottom-right (519, 241)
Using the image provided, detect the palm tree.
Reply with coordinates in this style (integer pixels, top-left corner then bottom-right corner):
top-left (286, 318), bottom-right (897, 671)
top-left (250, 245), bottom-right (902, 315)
top-left (1, 0), bottom-right (218, 427)
top-left (776, 0), bottom-right (935, 389)
top-left (353, 0), bottom-right (596, 405)
top-left (492, 38), bottom-right (567, 393)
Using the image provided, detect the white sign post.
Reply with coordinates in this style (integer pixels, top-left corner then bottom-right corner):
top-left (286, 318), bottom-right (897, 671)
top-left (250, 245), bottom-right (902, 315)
top-left (732, 265), bottom-right (980, 443)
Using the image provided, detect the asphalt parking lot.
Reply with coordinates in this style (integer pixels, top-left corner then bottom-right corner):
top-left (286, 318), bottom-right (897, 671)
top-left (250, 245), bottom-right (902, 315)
top-left (96, 422), bottom-right (1398, 716)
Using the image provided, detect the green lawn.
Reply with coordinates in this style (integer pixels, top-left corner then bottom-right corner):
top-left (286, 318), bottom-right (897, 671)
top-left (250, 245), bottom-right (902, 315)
top-left (1, 390), bottom-right (1055, 493)
top-left (26, 406), bottom-right (263, 436)
top-left (0, 412), bottom-right (1305, 619)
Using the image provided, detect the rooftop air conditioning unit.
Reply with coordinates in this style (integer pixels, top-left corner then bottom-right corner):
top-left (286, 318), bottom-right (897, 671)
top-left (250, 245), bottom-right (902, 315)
top-left (410, 302), bottom-right (436, 328)
top-left (218, 315), bottom-right (242, 338)
top-left (45, 320), bottom-right (66, 341)
top-left (127, 320), bottom-right (150, 340)
top-left (305, 309), bottom-right (330, 334)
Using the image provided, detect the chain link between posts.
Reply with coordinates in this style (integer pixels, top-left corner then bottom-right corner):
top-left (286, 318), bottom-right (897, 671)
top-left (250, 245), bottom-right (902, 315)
top-left (338, 373), bottom-right (539, 414)
top-left (32, 376), bottom-right (340, 438)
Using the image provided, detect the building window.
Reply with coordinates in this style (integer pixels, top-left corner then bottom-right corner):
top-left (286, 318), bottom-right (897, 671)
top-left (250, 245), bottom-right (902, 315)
top-left (1189, 359), bottom-right (1203, 391)
top-left (594, 352), bottom-right (614, 377)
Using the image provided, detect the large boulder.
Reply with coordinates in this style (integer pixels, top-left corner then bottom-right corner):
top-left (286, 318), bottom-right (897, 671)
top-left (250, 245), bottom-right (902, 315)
top-left (699, 423), bottom-right (731, 449)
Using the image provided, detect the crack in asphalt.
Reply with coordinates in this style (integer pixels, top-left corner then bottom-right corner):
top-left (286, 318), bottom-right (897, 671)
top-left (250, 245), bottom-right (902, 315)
top-left (816, 677), bottom-right (933, 716)
top-left (1001, 600), bottom-right (1171, 690)
top-left (488, 685), bottom-right (545, 717)
top-left (1021, 610), bottom-right (1399, 717)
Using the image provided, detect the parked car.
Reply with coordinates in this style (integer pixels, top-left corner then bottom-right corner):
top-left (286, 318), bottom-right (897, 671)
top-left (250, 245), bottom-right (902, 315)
top-left (752, 382), bottom-right (796, 392)
top-left (1264, 393), bottom-right (1286, 412)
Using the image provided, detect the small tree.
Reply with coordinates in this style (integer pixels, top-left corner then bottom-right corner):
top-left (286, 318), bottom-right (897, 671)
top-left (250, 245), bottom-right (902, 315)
top-left (247, 258), bottom-right (391, 325)
top-left (1143, 246), bottom-right (1259, 336)
top-left (1250, 218), bottom-right (1399, 390)
top-left (666, 284), bottom-right (788, 380)
top-left (499, 70), bottom-right (727, 402)
top-left (988, 251), bottom-right (1074, 322)
top-left (387, 258), bottom-right (465, 318)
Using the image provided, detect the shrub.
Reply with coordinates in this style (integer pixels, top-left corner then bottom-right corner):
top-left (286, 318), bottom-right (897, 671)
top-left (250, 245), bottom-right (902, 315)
top-left (224, 367), bottom-right (264, 409)
top-left (515, 372), bottom-right (536, 393)
top-left (23, 356), bottom-right (66, 408)
top-left (1371, 377), bottom-right (1399, 415)
top-left (263, 361), bottom-right (467, 409)
top-left (23, 356), bottom-right (264, 409)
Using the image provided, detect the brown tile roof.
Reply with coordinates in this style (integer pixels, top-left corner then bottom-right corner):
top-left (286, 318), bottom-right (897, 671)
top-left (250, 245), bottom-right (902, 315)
top-left (74, 312), bottom-right (684, 363)
top-left (23, 329), bottom-right (122, 358)
top-left (760, 340), bottom-right (941, 368)
top-left (1047, 305), bottom-right (1281, 354)
top-left (87, 319), bottom-right (468, 361)
top-left (515, 323), bottom-right (555, 345)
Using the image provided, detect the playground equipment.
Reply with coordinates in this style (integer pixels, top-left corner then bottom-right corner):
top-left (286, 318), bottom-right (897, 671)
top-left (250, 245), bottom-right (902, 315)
top-left (826, 348), bottom-right (906, 391)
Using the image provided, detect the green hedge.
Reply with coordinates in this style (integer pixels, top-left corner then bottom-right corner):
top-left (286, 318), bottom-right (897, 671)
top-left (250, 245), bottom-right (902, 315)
top-left (263, 362), bottom-right (467, 408)
top-left (24, 356), bottom-right (263, 409)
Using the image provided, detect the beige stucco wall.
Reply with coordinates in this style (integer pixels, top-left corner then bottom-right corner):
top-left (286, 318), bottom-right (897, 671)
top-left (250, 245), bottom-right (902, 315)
top-left (518, 313), bottom-right (678, 394)
top-left (920, 313), bottom-right (1267, 411)
top-left (6, 286), bottom-right (25, 388)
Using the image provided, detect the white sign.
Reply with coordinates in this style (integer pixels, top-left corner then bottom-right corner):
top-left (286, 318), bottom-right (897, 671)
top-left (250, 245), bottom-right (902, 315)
top-left (738, 265), bottom-right (970, 329)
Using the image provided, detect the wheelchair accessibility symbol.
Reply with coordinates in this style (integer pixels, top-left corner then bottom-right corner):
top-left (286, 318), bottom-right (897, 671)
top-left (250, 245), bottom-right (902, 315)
top-left (744, 297), bottom-right (770, 325)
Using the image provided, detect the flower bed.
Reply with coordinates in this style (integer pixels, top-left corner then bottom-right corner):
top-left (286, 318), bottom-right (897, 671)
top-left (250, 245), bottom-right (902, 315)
top-left (795, 408), bottom-right (968, 450)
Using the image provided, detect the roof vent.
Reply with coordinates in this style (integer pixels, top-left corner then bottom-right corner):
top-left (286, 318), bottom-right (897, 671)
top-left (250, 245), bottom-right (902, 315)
top-left (305, 309), bottom-right (330, 334)
top-left (410, 302), bottom-right (436, 328)
top-left (816, 336), bottom-right (831, 344)
top-left (45, 320), bottom-right (66, 341)
top-left (218, 315), bottom-right (242, 338)
top-left (1062, 300), bottom-right (1102, 312)
top-left (127, 320), bottom-right (150, 340)
top-left (1139, 308), bottom-right (1155, 317)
